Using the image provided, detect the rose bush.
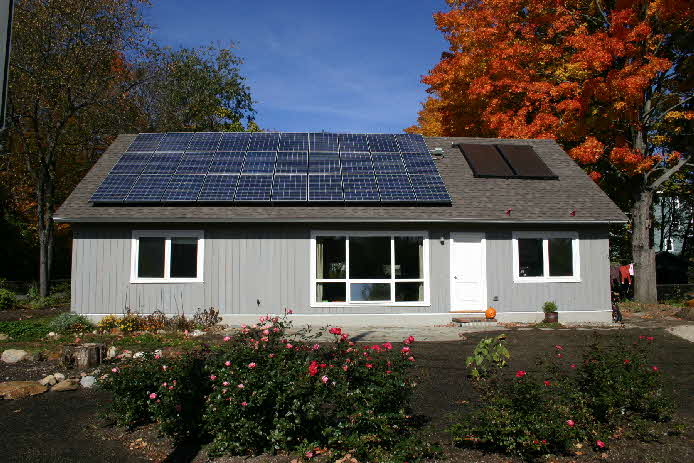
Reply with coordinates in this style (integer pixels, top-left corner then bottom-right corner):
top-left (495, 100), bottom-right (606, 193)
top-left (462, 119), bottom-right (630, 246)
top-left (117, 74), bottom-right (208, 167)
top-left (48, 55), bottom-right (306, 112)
top-left (100, 315), bottom-right (437, 461)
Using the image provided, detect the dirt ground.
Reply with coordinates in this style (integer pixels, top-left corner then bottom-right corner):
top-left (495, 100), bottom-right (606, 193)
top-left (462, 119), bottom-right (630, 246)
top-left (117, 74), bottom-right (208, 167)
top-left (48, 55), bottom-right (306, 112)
top-left (1, 326), bottom-right (693, 463)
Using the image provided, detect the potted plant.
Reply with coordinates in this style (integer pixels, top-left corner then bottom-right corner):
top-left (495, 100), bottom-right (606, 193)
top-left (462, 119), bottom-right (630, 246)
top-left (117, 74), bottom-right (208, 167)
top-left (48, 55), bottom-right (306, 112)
top-left (542, 301), bottom-right (559, 323)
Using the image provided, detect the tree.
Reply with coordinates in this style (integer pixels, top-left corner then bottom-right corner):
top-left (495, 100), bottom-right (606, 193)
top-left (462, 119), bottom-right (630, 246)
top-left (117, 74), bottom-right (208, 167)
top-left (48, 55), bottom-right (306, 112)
top-left (5, 0), bottom-right (151, 296)
top-left (409, 0), bottom-right (694, 302)
top-left (136, 44), bottom-right (257, 132)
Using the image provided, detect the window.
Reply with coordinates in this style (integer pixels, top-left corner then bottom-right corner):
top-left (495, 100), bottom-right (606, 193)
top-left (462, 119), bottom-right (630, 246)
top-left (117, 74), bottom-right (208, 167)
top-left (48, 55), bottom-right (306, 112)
top-left (131, 231), bottom-right (204, 283)
top-left (311, 232), bottom-right (429, 306)
top-left (512, 232), bottom-right (580, 283)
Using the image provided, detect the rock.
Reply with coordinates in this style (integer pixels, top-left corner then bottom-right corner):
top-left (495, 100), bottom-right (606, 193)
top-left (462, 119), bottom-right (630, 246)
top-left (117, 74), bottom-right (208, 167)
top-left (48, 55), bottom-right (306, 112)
top-left (133, 351), bottom-right (145, 359)
top-left (39, 375), bottom-right (57, 386)
top-left (0, 333), bottom-right (9, 341)
top-left (156, 330), bottom-right (167, 335)
top-left (53, 373), bottom-right (66, 383)
top-left (51, 379), bottom-right (79, 392)
top-left (190, 329), bottom-right (205, 337)
top-left (676, 306), bottom-right (694, 321)
top-left (0, 381), bottom-right (47, 399)
top-left (154, 349), bottom-right (163, 357)
top-left (2, 349), bottom-right (31, 364)
top-left (47, 332), bottom-right (58, 338)
top-left (80, 376), bottom-right (96, 388)
top-left (106, 346), bottom-right (117, 359)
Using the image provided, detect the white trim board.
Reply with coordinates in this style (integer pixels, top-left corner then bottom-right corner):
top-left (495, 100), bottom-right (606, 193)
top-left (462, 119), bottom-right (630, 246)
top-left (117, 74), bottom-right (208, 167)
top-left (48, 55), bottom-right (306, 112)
top-left (130, 230), bottom-right (205, 283)
top-left (511, 231), bottom-right (581, 283)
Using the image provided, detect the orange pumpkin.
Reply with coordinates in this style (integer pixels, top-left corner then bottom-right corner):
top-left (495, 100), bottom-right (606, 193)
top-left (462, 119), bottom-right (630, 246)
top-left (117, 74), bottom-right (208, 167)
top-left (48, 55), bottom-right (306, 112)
top-left (485, 307), bottom-right (496, 319)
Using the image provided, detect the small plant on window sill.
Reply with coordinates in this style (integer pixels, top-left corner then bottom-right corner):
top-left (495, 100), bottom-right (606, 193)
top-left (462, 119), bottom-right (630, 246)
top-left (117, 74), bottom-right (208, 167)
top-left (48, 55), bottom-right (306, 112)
top-left (542, 301), bottom-right (559, 323)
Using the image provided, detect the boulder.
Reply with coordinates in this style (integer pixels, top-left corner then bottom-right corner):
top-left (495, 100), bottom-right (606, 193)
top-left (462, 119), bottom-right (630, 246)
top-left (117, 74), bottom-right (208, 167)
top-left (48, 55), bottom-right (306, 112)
top-left (0, 381), bottom-right (47, 399)
top-left (675, 306), bottom-right (694, 321)
top-left (39, 375), bottom-right (57, 386)
top-left (51, 379), bottom-right (79, 392)
top-left (80, 376), bottom-right (96, 388)
top-left (2, 349), bottom-right (31, 364)
top-left (190, 330), bottom-right (205, 337)
top-left (106, 346), bottom-right (117, 359)
top-left (53, 373), bottom-right (66, 383)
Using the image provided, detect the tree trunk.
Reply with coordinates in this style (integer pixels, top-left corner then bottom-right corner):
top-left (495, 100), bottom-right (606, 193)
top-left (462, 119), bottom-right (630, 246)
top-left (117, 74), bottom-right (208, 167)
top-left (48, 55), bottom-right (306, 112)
top-left (631, 190), bottom-right (658, 303)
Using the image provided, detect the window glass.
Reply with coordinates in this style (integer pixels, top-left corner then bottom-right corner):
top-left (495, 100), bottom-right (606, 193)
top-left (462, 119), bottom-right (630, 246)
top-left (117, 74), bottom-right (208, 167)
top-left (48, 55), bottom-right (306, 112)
top-left (549, 238), bottom-right (573, 276)
top-left (138, 237), bottom-right (165, 278)
top-left (170, 237), bottom-right (198, 278)
top-left (316, 237), bottom-right (346, 279)
top-left (349, 237), bottom-right (391, 278)
top-left (316, 283), bottom-right (346, 302)
top-left (394, 236), bottom-right (423, 279)
top-left (395, 282), bottom-right (424, 302)
top-left (350, 283), bottom-right (390, 302)
top-left (518, 238), bottom-right (543, 277)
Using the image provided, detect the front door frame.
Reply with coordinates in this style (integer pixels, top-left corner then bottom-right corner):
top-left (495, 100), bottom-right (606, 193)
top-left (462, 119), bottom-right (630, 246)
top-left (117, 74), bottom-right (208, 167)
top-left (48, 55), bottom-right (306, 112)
top-left (449, 232), bottom-right (487, 312)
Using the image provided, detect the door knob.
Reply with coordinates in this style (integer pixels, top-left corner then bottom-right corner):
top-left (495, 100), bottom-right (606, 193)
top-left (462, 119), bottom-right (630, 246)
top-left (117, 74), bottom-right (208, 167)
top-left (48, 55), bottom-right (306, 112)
top-left (454, 276), bottom-right (458, 279)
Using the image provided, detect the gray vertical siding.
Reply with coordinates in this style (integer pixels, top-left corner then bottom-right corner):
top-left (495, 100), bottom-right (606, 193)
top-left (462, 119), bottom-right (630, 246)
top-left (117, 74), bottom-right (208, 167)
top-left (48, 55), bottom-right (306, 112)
top-left (71, 224), bottom-right (609, 316)
top-left (485, 228), bottom-right (611, 312)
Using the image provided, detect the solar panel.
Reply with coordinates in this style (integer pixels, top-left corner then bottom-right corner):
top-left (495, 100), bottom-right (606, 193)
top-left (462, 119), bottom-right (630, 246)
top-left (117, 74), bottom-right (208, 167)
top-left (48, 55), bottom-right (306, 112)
top-left (342, 174), bottom-right (379, 202)
top-left (395, 133), bottom-right (429, 154)
top-left (458, 143), bottom-right (514, 178)
top-left (275, 152), bottom-right (308, 174)
top-left (110, 152), bottom-right (152, 175)
top-left (142, 152), bottom-right (183, 174)
top-left (158, 133), bottom-right (193, 151)
top-left (403, 153), bottom-right (438, 174)
top-left (495, 144), bottom-right (557, 179)
top-left (339, 133), bottom-right (369, 152)
top-left (198, 174), bottom-right (239, 202)
top-left (242, 152), bottom-right (276, 174)
top-left (309, 132), bottom-right (339, 152)
top-left (376, 174), bottom-right (416, 202)
top-left (235, 174), bottom-right (273, 201)
top-left (187, 132), bottom-right (221, 151)
top-left (367, 134), bottom-right (399, 152)
top-left (218, 132), bottom-right (250, 151)
top-left (248, 132), bottom-right (279, 151)
top-left (162, 174), bottom-right (205, 202)
top-left (372, 153), bottom-right (406, 173)
top-left (272, 174), bottom-right (308, 201)
top-left (90, 174), bottom-right (138, 202)
top-left (278, 133), bottom-right (309, 151)
top-left (409, 174), bottom-right (451, 202)
top-left (176, 153), bottom-right (214, 174)
top-left (340, 152), bottom-right (374, 174)
top-left (309, 153), bottom-right (341, 174)
top-left (209, 152), bottom-right (245, 174)
top-left (308, 174), bottom-right (344, 201)
top-left (127, 133), bottom-right (164, 152)
top-left (125, 175), bottom-right (171, 202)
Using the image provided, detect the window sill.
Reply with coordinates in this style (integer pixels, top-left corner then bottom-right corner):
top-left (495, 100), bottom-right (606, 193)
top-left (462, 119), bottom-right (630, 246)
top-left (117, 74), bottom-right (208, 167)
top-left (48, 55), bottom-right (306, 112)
top-left (310, 302), bottom-right (430, 308)
top-left (513, 277), bottom-right (581, 284)
top-left (130, 278), bottom-right (204, 284)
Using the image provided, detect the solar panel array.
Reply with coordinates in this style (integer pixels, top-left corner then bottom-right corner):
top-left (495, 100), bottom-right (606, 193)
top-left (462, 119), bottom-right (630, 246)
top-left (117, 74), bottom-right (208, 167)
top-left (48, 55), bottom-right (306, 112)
top-left (91, 132), bottom-right (451, 204)
top-left (458, 143), bottom-right (558, 180)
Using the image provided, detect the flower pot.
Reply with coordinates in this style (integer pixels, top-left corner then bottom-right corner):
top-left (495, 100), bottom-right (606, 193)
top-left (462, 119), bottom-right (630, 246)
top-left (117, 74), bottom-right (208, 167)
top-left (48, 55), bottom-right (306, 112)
top-left (544, 311), bottom-right (558, 323)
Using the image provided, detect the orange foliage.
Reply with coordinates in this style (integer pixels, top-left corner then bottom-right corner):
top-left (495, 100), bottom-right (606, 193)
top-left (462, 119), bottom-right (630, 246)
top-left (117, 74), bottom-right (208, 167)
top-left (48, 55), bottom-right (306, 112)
top-left (410, 0), bottom-right (694, 177)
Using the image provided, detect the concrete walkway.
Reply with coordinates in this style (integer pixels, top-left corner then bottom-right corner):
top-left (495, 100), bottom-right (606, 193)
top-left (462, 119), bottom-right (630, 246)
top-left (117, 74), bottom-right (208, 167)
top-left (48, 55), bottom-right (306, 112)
top-left (667, 325), bottom-right (694, 343)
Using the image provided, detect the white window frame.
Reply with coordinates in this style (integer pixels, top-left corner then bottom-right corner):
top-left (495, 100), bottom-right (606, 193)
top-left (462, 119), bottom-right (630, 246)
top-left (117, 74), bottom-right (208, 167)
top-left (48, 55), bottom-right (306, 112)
top-left (512, 231), bottom-right (580, 283)
top-left (310, 231), bottom-right (430, 307)
top-left (130, 230), bottom-right (205, 283)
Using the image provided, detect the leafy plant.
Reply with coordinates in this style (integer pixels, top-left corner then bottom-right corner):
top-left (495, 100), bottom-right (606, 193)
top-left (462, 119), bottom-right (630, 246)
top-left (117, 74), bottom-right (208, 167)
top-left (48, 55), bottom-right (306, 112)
top-left (192, 307), bottom-right (221, 329)
top-left (542, 301), bottom-right (558, 313)
top-left (48, 312), bottom-right (94, 334)
top-left (0, 288), bottom-right (17, 310)
top-left (118, 310), bottom-right (143, 333)
top-left (0, 317), bottom-right (53, 341)
top-left (97, 314), bottom-right (121, 332)
top-left (465, 334), bottom-right (510, 381)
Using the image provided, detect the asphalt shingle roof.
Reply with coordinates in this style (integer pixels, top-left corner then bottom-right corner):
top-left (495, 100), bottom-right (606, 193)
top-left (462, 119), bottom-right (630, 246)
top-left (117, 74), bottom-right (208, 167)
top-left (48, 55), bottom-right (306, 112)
top-left (54, 134), bottom-right (627, 223)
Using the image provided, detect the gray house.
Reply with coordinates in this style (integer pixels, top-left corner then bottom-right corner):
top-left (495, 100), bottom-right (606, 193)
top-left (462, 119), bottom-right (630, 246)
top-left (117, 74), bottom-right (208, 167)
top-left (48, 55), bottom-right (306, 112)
top-left (55, 132), bottom-right (626, 325)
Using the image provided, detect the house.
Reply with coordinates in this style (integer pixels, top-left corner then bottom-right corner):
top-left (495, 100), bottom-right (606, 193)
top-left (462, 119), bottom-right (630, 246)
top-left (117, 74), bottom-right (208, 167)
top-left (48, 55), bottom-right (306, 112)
top-left (54, 132), bottom-right (627, 325)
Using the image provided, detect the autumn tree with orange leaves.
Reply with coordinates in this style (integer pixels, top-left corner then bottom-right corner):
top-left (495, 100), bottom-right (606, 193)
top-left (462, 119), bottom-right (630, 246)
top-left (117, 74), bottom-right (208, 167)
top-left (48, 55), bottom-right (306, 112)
top-left (409, 0), bottom-right (693, 303)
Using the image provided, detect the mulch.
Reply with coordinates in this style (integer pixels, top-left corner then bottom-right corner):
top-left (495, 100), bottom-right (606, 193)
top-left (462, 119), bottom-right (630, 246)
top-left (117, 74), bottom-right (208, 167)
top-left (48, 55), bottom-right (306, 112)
top-left (0, 306), bottom-right (68, 322)
top-left (1, 326), bottom-right (693, 462)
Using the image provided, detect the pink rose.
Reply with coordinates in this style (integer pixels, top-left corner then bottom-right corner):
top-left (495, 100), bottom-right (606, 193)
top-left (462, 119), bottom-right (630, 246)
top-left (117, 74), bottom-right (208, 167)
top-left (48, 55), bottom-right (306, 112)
top-left (544, 380), bottom-right (551, 387)
top-left (386, 370), bottom-right (392, 374)
top-left (305, 451), bottom-right (313, 458)
top-left (329, 327), bottom-right (342, 335)
top-left (382, 342), bottom-right (393, 350)
top-left (262, 329), bottom-right (270, 335)
top-left (237, 383), bottom-right (244, 388)
top-left (286, 343), bottom-right (293, 349)
top-left (652, 366), bottom-right (659, 372)
top-left (401, 346), bottom-right (411, 353)
top-left (596, 440), bottom-right (605, 448)
top-left (647, 336), bottom-right (654, 341)
top-left (554, 345), bottom-right (563, 350)
top-left (312, 344), bottom-right (320, 350)
top-left (162, 365), bottom-right (168, 371)
top-left (570, 364), bottom-right (576, 369)
top-left (515, 370), bottom-right (527, 378)
top-left (567, 419), bottom-right (575, 427)
top-left (272, 327), bottom-right (279, 332)
top-left (111, 367), bottom-right (118, 373)
top-left (342, 365), bottom-right (348, 371)
top-left (149, 393), bottom-right (157, 399)
top-left (223, 336), bottom-right (231, 342)
top-left (225, 361), bottom-right (231, 366)
top-left (222, 381), bottom-right (229, 386)
top-left (210, 375), bottom-right (217, 380)
top-left (287, 309), bottom-right (294, 314)
top-left (365, 364), bottom-right (373, 369)
top-left (269, 353), bottom-right (275, 358)
top-left (321, 375), bottom-right (329, 384)
top-left (241, 401), bottom-right (248, 407)
top-left (248, 362), bottom-right (256, 368)
top-left (408, 356), bottom-right (415, 362)
top-left (404, 335), bottom-right (415, 345)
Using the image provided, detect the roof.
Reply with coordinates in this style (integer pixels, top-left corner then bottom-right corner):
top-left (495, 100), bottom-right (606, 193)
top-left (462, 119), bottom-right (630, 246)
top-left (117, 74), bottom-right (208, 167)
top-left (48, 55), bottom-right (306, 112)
top-left (54, 134), bottom-right (627, 224)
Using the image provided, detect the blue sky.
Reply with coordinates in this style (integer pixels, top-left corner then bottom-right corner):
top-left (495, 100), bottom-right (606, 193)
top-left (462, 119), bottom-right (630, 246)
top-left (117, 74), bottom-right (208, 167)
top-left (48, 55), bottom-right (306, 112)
top-left (145, 1), bottom-right (448, 133)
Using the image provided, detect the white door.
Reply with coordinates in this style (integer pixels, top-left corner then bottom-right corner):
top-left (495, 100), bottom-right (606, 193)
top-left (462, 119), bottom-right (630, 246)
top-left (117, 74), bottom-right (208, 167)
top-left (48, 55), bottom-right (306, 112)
top-left (450, 232), bottom-right (487, 311)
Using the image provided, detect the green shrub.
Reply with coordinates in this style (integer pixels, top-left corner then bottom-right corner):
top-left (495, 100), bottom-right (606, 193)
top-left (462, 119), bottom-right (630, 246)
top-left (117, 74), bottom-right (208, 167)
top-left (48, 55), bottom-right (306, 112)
top-left (0, 288), bottom-right (17, 310)
top-left (100, 316), bottom-right (434, 462)
top-left (48, 312), bottom-right (95, 334)
top-left (466, 334), bottom-right (510, 381)
top-left (450, 334), bottom-right (674, 459)
top-left (542, 301), bottom-right (558, 313)
top-left (0, 317), bottom-right (53, 341)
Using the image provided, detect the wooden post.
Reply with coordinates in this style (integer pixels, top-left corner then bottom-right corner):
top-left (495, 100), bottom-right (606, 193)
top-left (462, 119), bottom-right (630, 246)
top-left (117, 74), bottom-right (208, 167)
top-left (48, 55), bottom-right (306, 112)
top-left (61, 343), bottom-right (106, 369)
